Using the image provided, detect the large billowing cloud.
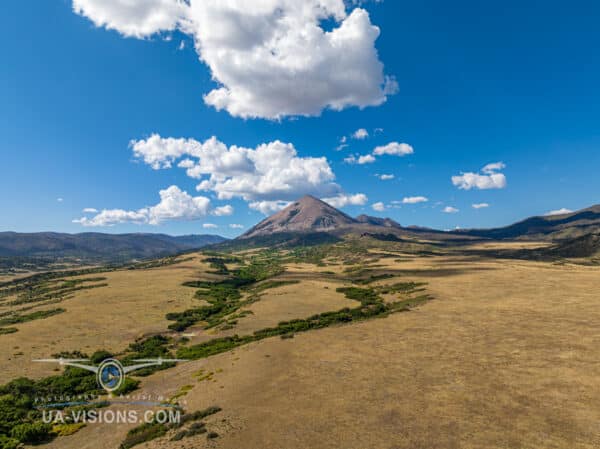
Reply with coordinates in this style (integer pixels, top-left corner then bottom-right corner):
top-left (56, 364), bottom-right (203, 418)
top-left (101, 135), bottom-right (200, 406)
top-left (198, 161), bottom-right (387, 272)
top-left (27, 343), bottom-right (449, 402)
top-left (131, 134), bottom-right (366, 214)
top-left (72, 0), bottom-right (396, 119)
top-left (452, 162), bottom-right (507, 190)
top-left (73, 185), bottom-right (218, 226)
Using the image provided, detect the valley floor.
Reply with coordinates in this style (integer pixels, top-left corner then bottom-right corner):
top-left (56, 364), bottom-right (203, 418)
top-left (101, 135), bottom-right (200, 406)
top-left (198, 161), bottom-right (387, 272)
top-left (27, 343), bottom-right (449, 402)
top-left (3, 245), bottom-right (600, 448)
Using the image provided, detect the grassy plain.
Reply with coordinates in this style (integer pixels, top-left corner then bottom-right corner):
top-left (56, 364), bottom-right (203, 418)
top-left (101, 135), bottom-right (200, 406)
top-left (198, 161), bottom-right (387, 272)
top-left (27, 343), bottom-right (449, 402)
top-left (0, 255), bottom-right (215, 382)
top-left (2, 242), bottom-right (600, 448)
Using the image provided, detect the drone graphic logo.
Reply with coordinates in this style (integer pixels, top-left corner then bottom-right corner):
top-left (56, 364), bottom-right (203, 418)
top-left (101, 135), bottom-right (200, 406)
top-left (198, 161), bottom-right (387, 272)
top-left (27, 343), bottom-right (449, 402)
top-left (34, 357), bottom-right (187, 393)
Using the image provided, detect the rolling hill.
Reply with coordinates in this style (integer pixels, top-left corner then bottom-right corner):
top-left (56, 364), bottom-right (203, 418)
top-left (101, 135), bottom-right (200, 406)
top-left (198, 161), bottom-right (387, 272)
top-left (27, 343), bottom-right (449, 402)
top-left (546, 233), bottom-right (600, 258)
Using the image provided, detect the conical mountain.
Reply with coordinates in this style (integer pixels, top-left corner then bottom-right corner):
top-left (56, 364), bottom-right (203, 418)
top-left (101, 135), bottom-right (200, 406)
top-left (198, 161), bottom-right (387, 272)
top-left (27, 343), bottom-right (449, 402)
top-left (240, 195), bottom-right (358, 239)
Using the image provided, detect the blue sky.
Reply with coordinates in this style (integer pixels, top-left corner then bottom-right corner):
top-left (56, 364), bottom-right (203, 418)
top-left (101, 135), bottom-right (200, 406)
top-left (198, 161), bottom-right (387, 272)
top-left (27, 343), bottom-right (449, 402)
top-left (1, 1), bottom-right (599, 237)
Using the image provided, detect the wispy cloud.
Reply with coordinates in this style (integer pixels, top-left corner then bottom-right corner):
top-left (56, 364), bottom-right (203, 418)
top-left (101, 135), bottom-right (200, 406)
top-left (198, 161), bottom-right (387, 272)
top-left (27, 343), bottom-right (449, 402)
top-left (402, 196), bottom-right (428, 204)
top-left (545, 208), bottom-right (573, 216)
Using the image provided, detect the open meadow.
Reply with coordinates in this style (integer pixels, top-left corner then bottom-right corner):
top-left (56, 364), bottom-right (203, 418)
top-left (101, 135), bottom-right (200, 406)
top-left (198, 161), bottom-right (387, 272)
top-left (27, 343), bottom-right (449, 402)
top-left (1, 239), bottom-right (597, 448)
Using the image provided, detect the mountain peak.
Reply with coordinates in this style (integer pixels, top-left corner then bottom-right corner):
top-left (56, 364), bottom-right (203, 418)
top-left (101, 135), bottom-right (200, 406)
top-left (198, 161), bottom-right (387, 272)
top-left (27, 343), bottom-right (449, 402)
top-left (240, 195), bottom-right (357, 239)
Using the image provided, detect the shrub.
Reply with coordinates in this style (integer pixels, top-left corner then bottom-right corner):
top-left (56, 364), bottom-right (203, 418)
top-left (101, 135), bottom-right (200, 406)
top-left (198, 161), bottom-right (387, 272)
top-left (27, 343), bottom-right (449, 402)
top-left (10, 422), bottom-right (52, 444)
top-left (0, 435), bottom-right (19, 449)
top-left (120, 421), bottom-right (167, 449)
top-left (187, 422), bottom-right (207, 436)
top-left (52, 422), bottom-right (86, 437)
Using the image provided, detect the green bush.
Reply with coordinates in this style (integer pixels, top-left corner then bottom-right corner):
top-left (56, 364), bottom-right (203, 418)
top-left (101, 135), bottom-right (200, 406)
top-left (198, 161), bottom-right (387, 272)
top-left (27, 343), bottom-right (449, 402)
top-left (119, 421), bottom-right (167, 449)
top-left (10, 422), bottom-right (52, 444)
top-left (0, 308), bottom-right (65, 326)
top-left (0, 435), bottom-right (19, 449)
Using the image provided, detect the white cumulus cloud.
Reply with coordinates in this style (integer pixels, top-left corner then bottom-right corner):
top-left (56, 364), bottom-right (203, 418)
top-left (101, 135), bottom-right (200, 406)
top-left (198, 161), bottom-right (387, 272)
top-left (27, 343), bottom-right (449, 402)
top-left (83, 208), bottom-right (98, 213)
top-left (229, 224), bottom-right (244, 229)
top-left (344, 154), bottom-right (376, 165)
top-left (72, 0), bottom-right (186, 38)
top-left (73, 0), bottom-right (396, 119)
top-left (132, 134), bottom-right (343, 203)
top-left (472, 203), bottom-right (490, 209)
top-left (73, 185), bottom-right (225, 226)
top-left (373, 142), bottom-right (414, 157)
top-left (212, 205), bottom-right (234, 216)
top-left (378, 174), bottom-right (394, 180)
top-left (322, 193), bottom-right (368, 208)
top-left (372, 202), bottom-right (386, 212)
top-left (452, 162), bottom-right (507, 190)
top-left (203, 223), bottom-right (218, 229)
top-left (352, 128), bottom-right (369, 140)
top-left (357, 154), bottom-right (376, 164)
top-left (249, 200), bottom-right (292, 215)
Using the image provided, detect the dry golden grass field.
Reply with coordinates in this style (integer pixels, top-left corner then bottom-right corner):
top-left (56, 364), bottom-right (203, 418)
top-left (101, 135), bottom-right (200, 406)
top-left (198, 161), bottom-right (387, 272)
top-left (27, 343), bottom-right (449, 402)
top-left (2, 243), bottom-right (600, 449)
top-left (0, 255), bottom-right (217, 382)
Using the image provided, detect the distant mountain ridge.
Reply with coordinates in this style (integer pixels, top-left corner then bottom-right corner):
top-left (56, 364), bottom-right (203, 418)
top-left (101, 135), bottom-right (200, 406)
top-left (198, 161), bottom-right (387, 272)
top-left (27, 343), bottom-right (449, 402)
top-left (355, 214), bottom-right (401, 228)
top-left (457, 205), bottom-right (600, 241)
top-left (3, 199), bottom-right (599, 264)
top-left (239, 195), bottom-right (600, 245)
top-left (0, 232), bottom-right (227, 262)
